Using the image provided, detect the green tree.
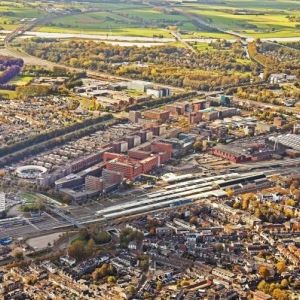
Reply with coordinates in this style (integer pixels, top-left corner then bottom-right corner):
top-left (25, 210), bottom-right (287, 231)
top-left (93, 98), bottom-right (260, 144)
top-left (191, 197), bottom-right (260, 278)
top-left (107, 275), bottom-right (116, 284)
top-left (93, 231), bottom-right (111, 244)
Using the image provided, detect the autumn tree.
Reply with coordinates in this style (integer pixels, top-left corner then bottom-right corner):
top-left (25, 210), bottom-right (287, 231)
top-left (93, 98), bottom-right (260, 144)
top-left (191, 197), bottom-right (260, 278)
top-left (12, 247), bottom-right (24, 260)
top-left (276, 260), bottom-right (286, 274)
top-left (86, 239), bottom-right (96, 257)
top-left (68, 240), bottom-right (86, 261)
top-left (281, 278), bottom-right (289, 288)
top-left (272, 288), bottom-right (288, 300)
top-left (92, 263), bottom-right (116, 281)
top-left (193, 141), bottom-right (203, 152)
top-left (257, 280), bottom-right (269, 293)
top-left (225, 188), bottom-right (234, 198)
top-left (258, 265), bottom-right (270, 279)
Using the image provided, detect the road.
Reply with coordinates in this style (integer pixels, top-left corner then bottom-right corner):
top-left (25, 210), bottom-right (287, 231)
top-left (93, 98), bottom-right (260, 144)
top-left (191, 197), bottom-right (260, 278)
top-left (3, 29), bottom-right (300, 44)
top-left (170, 30), bottom-right (197, 54)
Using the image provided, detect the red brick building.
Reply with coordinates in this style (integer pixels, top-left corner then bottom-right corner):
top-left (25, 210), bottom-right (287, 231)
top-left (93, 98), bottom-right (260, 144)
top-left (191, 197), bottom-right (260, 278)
top-left (212, 145), bottom-right (251, 163)
top-left (151, 142), bottom-right (172, 155)
top-left (106, 159), bottom-right (143, 181)
top-left (140, 155), bottom-right (159, 173)
top-left (128, 149), bottom-right (151, 160)
top-left (143, 110), bottom-right (170, 122)
top-left (85, 176), bottom-right (103, 191)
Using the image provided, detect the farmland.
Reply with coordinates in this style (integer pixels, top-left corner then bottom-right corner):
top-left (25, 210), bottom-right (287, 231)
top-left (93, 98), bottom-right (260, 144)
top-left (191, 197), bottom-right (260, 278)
top-left (37, 4), bottom-right (196, 38)
top-left (33, 0), bottom-right (300, 39)
top-left (177, 0), bottom-right (300, 39)
top-left (1, 0), bottom-right (300, 39)
top-left (0, 1), bottom-right (43, 30)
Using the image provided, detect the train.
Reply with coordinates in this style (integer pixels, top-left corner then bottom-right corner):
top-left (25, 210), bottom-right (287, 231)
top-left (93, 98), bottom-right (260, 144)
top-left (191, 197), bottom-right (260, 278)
top-left (169, 199), bottom-right (192, 207)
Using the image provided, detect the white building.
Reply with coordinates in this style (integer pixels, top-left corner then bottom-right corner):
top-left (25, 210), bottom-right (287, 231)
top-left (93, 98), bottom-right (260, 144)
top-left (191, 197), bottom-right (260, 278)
top-left (146, 87), bottom-right (171, 98)
top-left (0, 192), bottom-right (6, 217)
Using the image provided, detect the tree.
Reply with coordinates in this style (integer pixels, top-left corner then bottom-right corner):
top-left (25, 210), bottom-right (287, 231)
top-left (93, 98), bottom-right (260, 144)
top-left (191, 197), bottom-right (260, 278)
top-left (149, 227), bottom-right (156, 236)
top-left (92, 263), bottom-right (116, 281)
top-left (242, 196), bottom-right (250, 210)
top-left (156, 281), bottom-right (163, 290)
top-left (286, 198), bottom-right (296, 207)
top-left (258, 265), bottom-right (270, 279)
top-left (280, 278), bottom-right (288, 288)
top-left (25, 275), bottom-right (37, 285)
top-left (272, 288), bottom-right (288, 300)
top-left (120, 228), bottom-right (144, 248)
top-left (139, 255), bottom-right (149, 271)
top-left (189, 216), bottom-right (198, 225)
top-left (294, 190), bottom-right (300, 202)
top-left (276, 261), bottom-right (286, 274)
top-left (126, 285), bottom-right (135, 296)
top-left (193, 141), bottom-right (203, 152)
top-left (233, 200), bottom-right (241, 209)
top-left (68, 240), bottom-right (86, 261)
top-left (12, 248), bottom-right (24, 260)
top-left (255, 208), bottom-right (263, 219)
top-left (257, 280), bottom-right (269, 293)
top-left (79, 228), bottom-right (90, 241)
top-left (225, 188), bottom-right (234, 198)
top-left (86, 239), bottom-right (96, 257)
top-left (107, 275), bottom-right (116, 284)
top-left (93, 231), bottom-right (111, 244)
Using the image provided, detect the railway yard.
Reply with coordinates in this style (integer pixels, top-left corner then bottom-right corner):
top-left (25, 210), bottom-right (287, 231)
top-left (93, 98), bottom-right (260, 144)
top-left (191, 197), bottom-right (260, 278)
top-left (2, 157), bottom-right (300, 241)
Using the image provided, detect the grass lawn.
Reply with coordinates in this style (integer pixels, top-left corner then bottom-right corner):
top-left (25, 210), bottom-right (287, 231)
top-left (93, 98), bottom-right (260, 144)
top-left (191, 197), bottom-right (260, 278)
top-left (0, 89), bottom-right (17, 99)
top-left (194, 42), bottom-right (213, 52)
top-left (38, 25), bottom-right (173, 38)
top-left (10, 75), bottom-right (33, 86)
top-left (181, 31), bottom-right (233, 39)
top-left (71, 235), bottom-right (88, 246)
top-left (19, 192), bottom-right (41, 204)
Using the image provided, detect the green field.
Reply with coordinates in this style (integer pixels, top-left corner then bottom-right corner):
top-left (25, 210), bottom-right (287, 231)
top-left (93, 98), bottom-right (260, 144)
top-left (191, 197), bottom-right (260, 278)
top-left (37, 5), bottom-right (195, 38)
top-left (38, 25), bottom-right (172, 38)
top-left (178, 0), bottom-right (300, 38)
top-left (2, 0), bottom-right (300, 39)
